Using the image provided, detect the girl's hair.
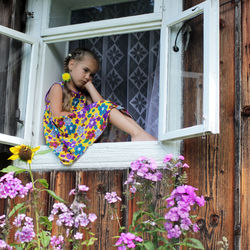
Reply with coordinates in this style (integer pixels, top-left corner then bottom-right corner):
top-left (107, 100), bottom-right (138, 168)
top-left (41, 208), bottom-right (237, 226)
top-left (62, 48), bottom-right (99, 111)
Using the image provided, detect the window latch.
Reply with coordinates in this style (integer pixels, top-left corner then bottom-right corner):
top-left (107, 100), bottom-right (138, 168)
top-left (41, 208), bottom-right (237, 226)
top-left (16, 108), bottom-right (24, 125)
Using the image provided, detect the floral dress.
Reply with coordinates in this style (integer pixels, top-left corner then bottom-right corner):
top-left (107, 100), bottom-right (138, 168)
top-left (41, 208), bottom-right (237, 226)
top-left (43, 82), bottom-right (129, 165)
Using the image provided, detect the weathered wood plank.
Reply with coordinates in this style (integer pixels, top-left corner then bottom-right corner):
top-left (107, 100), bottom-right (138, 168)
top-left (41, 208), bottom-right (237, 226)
top-left (78, 170), bottom-right (126, 250)
top-left (241, 0), bottom-right (250, 248)
top-left (183, 0), bottom-right (235, 249)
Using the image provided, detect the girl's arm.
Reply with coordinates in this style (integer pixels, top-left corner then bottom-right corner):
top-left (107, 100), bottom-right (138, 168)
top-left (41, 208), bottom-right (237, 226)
top-left (47, 84), bottom-right (71, 117)
top-left (84, 81), bottom-right (104, 103)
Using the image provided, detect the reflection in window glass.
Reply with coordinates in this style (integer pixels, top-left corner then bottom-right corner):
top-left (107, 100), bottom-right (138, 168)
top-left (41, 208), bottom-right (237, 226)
top-left (182, 0), bottom-right (205, 11)
top-left (167, 14), bottom-right (203, 131)
top-left (0, 34), bottom-right (31, 138)
top-left (49, 0), bottom-right (154, 28)
top-left (71, 0), bottom-right (154, 24)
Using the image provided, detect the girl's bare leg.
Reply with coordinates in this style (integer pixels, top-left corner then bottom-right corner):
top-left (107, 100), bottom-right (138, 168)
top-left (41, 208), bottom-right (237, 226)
top-left (109, 109), bottom-right (157, 141)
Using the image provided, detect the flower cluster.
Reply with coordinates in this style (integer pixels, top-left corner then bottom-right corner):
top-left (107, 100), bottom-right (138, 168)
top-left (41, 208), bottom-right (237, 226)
top-left (49, 202), bottom-right (97, 230)
top-left (115, 232), bottom-right (143, 249)
top-left (50, 235), bottom-right (64, 250)
top-left (0, 240), bottom-right (12, 250)
top-left (104, 192), bottom-right (122, 204)
top-left (0, 172), bottom-right (32, 199)
top-left (125, 156), bottom-right (162, 193)
top-left (163, 154), bottom-right (189, 173)
top-left (69, 184), bottom-right (89, 196)
top-left (13, 214), bottom-right (35, 243)
top-left (164, 185), bottom-right (205, 239)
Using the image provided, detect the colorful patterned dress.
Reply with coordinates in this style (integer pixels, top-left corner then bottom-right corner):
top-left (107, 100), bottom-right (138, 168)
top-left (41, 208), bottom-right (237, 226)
top-left (43, 82), bottom-right (129, 165)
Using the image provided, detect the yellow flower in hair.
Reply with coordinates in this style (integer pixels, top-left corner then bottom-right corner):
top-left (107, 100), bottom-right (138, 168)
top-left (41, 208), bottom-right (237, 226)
top-left (62, 72), bottom-right (71, 82)
top-left (8, 145), bottom-right (40, 164)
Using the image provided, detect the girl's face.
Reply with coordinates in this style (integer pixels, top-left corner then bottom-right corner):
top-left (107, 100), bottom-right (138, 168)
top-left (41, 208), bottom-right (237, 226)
top-left (68, 55), bottom-right (98, 91)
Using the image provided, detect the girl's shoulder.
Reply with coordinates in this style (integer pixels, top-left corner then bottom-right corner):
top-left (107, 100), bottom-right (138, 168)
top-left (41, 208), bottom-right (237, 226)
top-left (45, 82), bottom-right (63, 103)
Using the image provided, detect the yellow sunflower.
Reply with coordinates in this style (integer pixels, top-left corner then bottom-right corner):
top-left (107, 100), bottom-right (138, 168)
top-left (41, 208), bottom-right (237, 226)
top-left (8, 145), bottom-right (40, 164)
top-left (62, 72), bottom-right (71, 82)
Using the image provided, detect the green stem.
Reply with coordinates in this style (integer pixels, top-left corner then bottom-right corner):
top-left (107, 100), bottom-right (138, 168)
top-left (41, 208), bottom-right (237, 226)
top-left (114, 209), bottom-right (122, 229)
top-left (28, 163), bottom-right (41, 249)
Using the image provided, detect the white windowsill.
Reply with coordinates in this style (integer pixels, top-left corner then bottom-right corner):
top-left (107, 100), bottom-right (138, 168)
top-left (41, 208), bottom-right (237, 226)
top-left (15, 141), bottom-right (179, 171)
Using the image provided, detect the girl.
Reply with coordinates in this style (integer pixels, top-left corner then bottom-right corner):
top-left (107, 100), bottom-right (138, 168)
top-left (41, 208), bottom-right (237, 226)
top-left (43, 48), bottom-right (156, 165)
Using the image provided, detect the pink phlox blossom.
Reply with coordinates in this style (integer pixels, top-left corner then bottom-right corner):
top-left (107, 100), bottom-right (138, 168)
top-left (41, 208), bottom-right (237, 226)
top-left (167, 224), bottom-right (182, 239)
top-left (115, 232), bottom-right (143, 249)
top-left (104, 192), bottom-right (122, 204)
top-left (193, 223), bottom-right (200, 232)
top-left (126, 157), bottom-right (162, 185)
top-left (0, 239), bottom-right (13, 250)
top-left (0, 214), bottom-right (6, 228)
top-left (15, 226), bottom-right (35, 243)
top-left (164, 185), bottom-right (206, 238)
top-left (50, 235), bottom-right (64, 250)
top-left (74, 232), bottom-right (83, 240)
top-left (51, 203), bottom-right (69, 215)
top-left (57, 212), bottom-right (74, 227)
top-left (163, 154), bottom-right (173, 163)
top-left (69, 184), bottom-right (89, 196)
top-left (78, 185), bottom-right (89, 192)
top-left (178, 155), bottom-right (185, 161)
top-left (88, 213), bottom-right (97, 222)
top-left (130, 186), bottom-right (137, 193)
top-left (0, 172), bottom-right (32, 199)
top-left (75, 212), bottom-right (89, 227)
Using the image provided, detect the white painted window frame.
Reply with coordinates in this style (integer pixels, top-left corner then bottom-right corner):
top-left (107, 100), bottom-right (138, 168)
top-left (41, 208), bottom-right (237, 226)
top-left (0, 25), bottom-right (39, 145)
top-left (158, 0), bottom-right (220, 141)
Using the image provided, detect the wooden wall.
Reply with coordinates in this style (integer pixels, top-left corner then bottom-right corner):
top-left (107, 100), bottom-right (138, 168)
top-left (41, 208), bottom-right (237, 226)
top-left (241, 0), bottom-right (250, 249)
top-left (1, 0), bottom-right (250, 249)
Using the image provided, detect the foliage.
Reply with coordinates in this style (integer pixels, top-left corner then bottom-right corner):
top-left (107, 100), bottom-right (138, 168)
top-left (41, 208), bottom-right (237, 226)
top-left (0, 145), bottom-right (206, 249)
top-left (0, 145), bottom-right (97, 249)
top-left (104, 154), bottom-right (206, 249)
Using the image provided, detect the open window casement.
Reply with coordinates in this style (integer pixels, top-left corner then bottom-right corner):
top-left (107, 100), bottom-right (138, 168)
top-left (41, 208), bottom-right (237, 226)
top-left (0, 25), bottom-right (39, 146)
top-left (158, 0), bottom-right (219, 141)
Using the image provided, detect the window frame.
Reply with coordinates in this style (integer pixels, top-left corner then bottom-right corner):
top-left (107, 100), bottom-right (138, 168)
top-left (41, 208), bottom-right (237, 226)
top-left (158, 0), bottom-right (220, 141)
top-left (0, 25), bottom-right (39, 145)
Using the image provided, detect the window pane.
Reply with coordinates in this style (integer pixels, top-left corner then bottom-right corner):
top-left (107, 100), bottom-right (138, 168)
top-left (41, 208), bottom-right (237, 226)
top-left (49, 0), bottom-right (154, 28)
top-left (183, 0), bottom-right (205, 11)
top-left (0, 34), bottom-right (31, 138)
top-left (0, 1), bottom-right (27, 32)
top-left (167, 14), bottom-right (203, 131)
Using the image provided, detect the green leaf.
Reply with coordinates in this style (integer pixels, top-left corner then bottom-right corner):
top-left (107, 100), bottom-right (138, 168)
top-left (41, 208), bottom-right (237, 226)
top-left (143, 241), bottom-right (155, 250)
top-left (39, 231), bottom-right (51, 247)
top-left (86, 237), bottom-right (98, 246)
top-left (8, 203), bottom-right (25, 218)
top-left (46, 189), bottom-right (66, 203)
top-left (132, 211), bottom-right (143, 227)
top-left (39, 216), bottom-right (52, 230)
top-left (37, 178), bottom-right (49, 188)
top-left (36, 149), bottom-right (52, 155)
top-left (178, 238), bottom-right (205, 250)
top-left (1, 165), bottom-right (27, 174)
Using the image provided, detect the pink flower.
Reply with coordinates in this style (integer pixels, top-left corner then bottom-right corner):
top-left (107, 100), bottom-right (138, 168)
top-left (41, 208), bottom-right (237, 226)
top-left (104, 192), bottom-right (122, 204)
top-left (88, 213), bottom-right (97, 222)
top-left (74, 232), bottom-right (83, 240)
top-left (163, 154), bottom-right (173, 163)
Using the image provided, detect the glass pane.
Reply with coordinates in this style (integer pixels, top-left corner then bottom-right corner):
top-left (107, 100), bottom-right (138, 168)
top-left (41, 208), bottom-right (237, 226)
top-left (49, 0), bottom-right (154, 28)
top-left (0, 1), bottom-right (27, 32)
top-left (183, 0), bottom-right (205, 11)
top-left (0, 34), bottom-right (31, 138)
top-left (167, 14), bottom-right (203, 131)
